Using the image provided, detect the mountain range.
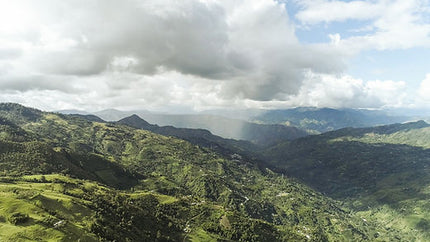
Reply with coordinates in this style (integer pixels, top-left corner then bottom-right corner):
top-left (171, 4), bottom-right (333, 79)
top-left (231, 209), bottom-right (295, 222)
top-left (60, 109), bottom-right (309, 147)
top-left (0, 103), bottom-right (394, 241)
top-left (251, 107), bottom-right (415, 134)
top-left (1, 103), bottom-right (429, 240)
top-left (59, 107), bottom-right (423, 143)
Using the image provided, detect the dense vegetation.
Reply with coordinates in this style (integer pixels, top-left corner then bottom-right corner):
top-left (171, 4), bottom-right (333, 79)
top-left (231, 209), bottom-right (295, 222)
top-left (263, 121), bottom-right (430, 240)
top-left (0, 103), bottom-right (403, 241)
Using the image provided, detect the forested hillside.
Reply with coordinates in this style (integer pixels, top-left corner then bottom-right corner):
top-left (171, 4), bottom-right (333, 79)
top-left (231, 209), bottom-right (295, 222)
top-left (263, 121), bottom-right (430, 240)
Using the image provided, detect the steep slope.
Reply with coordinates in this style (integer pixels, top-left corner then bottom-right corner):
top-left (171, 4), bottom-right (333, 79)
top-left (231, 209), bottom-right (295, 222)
top-left (264, 121), bottom-right (430, 240)
top-left (0, 104), bottom-right (139, 189)
top-left (0, 174), bottom-right (188, 241)
top-left (0, 103), bottom-right (404, 241)
top-left (253, 107), bottom-right (410, 133)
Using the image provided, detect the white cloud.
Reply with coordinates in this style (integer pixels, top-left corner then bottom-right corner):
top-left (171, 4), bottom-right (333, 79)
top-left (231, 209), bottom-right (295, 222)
top-left (418, 74), bottom-right (430, 104)
top-left (0, 0), bottom-right (349, 110)
top-left (284, 72), bottom-right (408, 109)
top-left (295, 0), bottom-right (430, 51)
top-left (329, 33), bottom-right (341, 45)
top-left (365, 80), bottom-right (408, 107)
top-left (0, 70), bottom-right (414, 111)
top-left (0, 0), bottom-right (427, 111)
top-left (296, 0), bottom-right (383, 24)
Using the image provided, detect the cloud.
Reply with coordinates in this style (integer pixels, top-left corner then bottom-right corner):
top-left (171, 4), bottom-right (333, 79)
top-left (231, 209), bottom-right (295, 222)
top-left (0, 0), bottom-right (426, 111)
top-left (295, 0), bottom-right (430, 51)
top-left (0, 0), bottom-right (347, 106)
top-left (0, 48), bottom-right (22, 59)
top-left (418, 74), bottom-right (430, 104)
top-left (285, 72), bottom-right (408, 109)
top-left (295, 0), bottom-right (383, 24)
top-left (0, 74), bottom-right (77, 92)
top-left (0, 89), bottom-right (83, 111)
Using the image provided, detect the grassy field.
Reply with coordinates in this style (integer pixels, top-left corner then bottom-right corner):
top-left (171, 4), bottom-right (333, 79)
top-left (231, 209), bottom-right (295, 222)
top-left (0, 175), bottom-right (98, 241)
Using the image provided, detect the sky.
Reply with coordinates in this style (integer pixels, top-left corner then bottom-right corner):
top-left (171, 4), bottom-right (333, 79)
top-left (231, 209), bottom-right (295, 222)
top-left (0, 0), bottom-right (430, 112)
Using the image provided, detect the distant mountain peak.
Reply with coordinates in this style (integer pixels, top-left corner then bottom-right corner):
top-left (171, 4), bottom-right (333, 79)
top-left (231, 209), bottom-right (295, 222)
top-left (122, 114), bottom-right (148, 123)
top-left (400, 120), bottom-right (429, 129)
top-left (128, 114), bottom-right (143, 119)
top-left (68, 114), bottom-right (105, 123)
top-left (118, 114), bottom-right (155, 130)
top-left (407, 120), bottom-right (428, 125)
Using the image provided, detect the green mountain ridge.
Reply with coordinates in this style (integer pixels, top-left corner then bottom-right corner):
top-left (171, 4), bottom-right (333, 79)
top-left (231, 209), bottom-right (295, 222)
top-left (263, 120), bottom-right (430, 240)
top-left (0, 103), bottom-right (402, 241)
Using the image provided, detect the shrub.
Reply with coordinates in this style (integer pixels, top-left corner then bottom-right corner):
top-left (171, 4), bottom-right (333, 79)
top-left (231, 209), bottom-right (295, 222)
top-left (8, 212), bottom-right (29, 225)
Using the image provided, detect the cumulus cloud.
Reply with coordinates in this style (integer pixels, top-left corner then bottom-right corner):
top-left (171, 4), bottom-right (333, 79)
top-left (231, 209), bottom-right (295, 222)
top-left (285, 72), bottom-right (408, 109)
top-left (0, 0), bottom-right (427, 111)
top-left (418, 74), bottom-right (430, 104)
top-left (0, 0), bottom-right (348, 109)
top-left (295, 0), bottom-right (430, 51)
top-left (0, 74), bottom-right (77, 92)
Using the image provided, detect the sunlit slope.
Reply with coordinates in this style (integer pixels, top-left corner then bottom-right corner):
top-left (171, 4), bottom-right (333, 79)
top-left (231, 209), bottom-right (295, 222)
top-left (0, 174), bottom-right (190, 241)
